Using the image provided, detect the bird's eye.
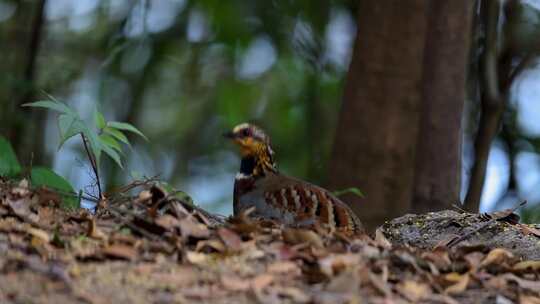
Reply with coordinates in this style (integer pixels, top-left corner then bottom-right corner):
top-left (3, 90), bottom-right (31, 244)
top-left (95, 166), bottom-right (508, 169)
top-left (242, 129), bottom-right (251, 137)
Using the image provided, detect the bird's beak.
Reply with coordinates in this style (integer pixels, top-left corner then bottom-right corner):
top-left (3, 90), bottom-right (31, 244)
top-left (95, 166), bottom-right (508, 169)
top-left (222, 131), bottom-right (235, 139)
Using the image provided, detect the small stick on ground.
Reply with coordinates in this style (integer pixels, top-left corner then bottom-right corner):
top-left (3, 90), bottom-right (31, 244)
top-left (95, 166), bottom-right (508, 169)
top-left (447, 201), bottom-right (527, 248)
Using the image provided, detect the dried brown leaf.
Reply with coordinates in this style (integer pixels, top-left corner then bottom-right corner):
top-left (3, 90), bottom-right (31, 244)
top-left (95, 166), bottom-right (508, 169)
top-left (135, 190), bottom-right (152, 205)
top-left (274, 286), bottom-right (310, 303)
top-left (35, 187), bottom-right (62, 206)
top-left (365, 271), bottom-right (392, 297)
top-left (463, 251), bottom-right (484, 270)
top-left (87, 217), bottom-right (107, 240)
top-left (483, 276), bottom-right (508, 290)
top-left (319, 254), bottom-right (361, 277)
top-left (444, 273), bottom-right (469, 295)
top-left (422, 248), bottom-right (452, 270)
top-left (396, 280), bottom-right (431, 302)
top-left (326, 270), bottom-right (360, 293)
top-left (374, 228), bottom-right (392, 249)
top-left (513, 260), bottom-right (540, 272)
top-left (282, 228), bottom-right (323, 249)
top-left (155, 214), bottom-right (181, 230)
top-left (185, 251), bottom-right (211, 266)
top-left (252, 274), bottom-right (274, 292)
top-left (102, 244), bottom-right (137, 261)
top-left (221, 276), bottom-right (250, 291)
top-left (179, 217), bottom-right (210, 239)
top-left (480, 248), bottom-right (514, 268)
top-left (26, 227), bottom-right (50, 243)
top-left (267, 261), bottom-right (300, 276)
top-left (485, 208), bottom-right (520, 224)
top-left (520, 295), bottom-right (540, 304)
top-left (228, 208), bottom-right (259, 235)
top-left (7, 197), bottom-right (39, 224)
top-left (12, 179), bottom-right (30, 196)
top-left (217, 227), bottom-right (243, 251)
top-left (500, 273), bottom-right (540, 293)
top-left (195, 239), bottom-right (225, 253)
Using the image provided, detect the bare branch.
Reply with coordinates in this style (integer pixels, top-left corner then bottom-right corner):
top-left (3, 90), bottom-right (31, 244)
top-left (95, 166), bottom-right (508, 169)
top-left (464, 0), bottom-right (506, 212)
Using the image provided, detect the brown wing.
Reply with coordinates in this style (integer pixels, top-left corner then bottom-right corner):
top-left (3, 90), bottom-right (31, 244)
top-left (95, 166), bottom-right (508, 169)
top-left (259, 173), bottom-right (364, 234)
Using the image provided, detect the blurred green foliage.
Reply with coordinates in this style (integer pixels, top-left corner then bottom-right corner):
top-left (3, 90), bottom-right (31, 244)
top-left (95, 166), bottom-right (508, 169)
top-left (24, 98), bottom-right (147, 168)
top-left (1, 0), bottom-right (540, 220)
top-left (0, 135), bottom-right (21, 177)
top-left (0, 0), bottom-right (357, 213)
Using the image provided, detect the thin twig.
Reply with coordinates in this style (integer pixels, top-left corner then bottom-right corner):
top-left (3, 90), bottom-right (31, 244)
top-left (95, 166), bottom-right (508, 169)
top-left (448, 201), bottom-right (526, 247)
top-left (110, 175), bottom-right (160, 194)
top-left (506, 53), bottom-right (535, 88)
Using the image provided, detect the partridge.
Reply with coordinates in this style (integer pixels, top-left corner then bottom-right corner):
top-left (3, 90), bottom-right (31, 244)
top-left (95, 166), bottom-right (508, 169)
top-left (224, 123), bottom-right (363, 234)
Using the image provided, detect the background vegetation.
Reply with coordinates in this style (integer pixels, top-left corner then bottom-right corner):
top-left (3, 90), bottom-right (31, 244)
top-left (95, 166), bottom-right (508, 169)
top-left (1, 0), bottom-right (540, 224)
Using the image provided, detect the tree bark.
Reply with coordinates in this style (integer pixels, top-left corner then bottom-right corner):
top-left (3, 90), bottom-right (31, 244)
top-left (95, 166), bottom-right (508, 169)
top-left (328, 0), bottom-right (474, 230)
top-left (328, 1), bottom-right (429, 230)
top-left (412, 1), bottom-right (474, 213)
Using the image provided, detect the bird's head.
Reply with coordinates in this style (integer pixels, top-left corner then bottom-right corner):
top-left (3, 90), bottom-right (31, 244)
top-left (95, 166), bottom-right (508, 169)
top-left (223, 123), bottom-right (276, 174)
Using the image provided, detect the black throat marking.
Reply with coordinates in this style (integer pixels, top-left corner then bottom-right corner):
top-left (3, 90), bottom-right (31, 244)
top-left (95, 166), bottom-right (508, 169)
top-left (240, 156), bottom-right (256, 175)
top-left (239, 153), bottom-right (277, 178)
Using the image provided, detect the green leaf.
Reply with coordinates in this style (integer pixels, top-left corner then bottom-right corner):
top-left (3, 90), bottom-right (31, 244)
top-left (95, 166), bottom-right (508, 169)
top-left (157, 182), bottom-right (194, 206)
top-left (31, 167), bottom-right (79, 209)
top-left (0, 136), bottom-right (21, 177)
top-left (58, 114), bottom-right (85, 148)
top-left (107, 121), bottom-right (148, 141)
top-left (99, 134), bottom-right (122, 152)
top-left (333, 187), bottom-right (365, 198)
top-left (101, 143), bottom-right (123, 168)
top-left (22, 100), bottom-right (72, 114)
top-left (94, 110), bottom-right (106, 129)
top-left (103, 127), bottom-right (130, 146)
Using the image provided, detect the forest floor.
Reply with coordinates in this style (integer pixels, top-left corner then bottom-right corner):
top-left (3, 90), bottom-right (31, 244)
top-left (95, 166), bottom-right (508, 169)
top-left (1, 178), bottom-right (540, 304)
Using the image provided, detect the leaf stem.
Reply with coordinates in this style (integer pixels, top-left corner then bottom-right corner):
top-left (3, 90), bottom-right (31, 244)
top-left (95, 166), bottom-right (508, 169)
top-left (80, 133), bottom-right (102, 203)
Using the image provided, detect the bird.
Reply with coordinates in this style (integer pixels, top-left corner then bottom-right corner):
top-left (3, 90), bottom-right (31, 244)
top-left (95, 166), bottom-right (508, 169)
top-left (223, 122), bottom-right (363, 234)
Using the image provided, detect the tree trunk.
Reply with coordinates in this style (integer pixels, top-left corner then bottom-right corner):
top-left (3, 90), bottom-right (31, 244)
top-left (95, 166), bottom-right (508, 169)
top-left (328, 1), bottom-right (429, 230)
top-left (0, 0), bottom-right (47, 166)
top-left (412, 1), bottom-right (474, 213)
top-left (328, 0), bottom-right (474, 230)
